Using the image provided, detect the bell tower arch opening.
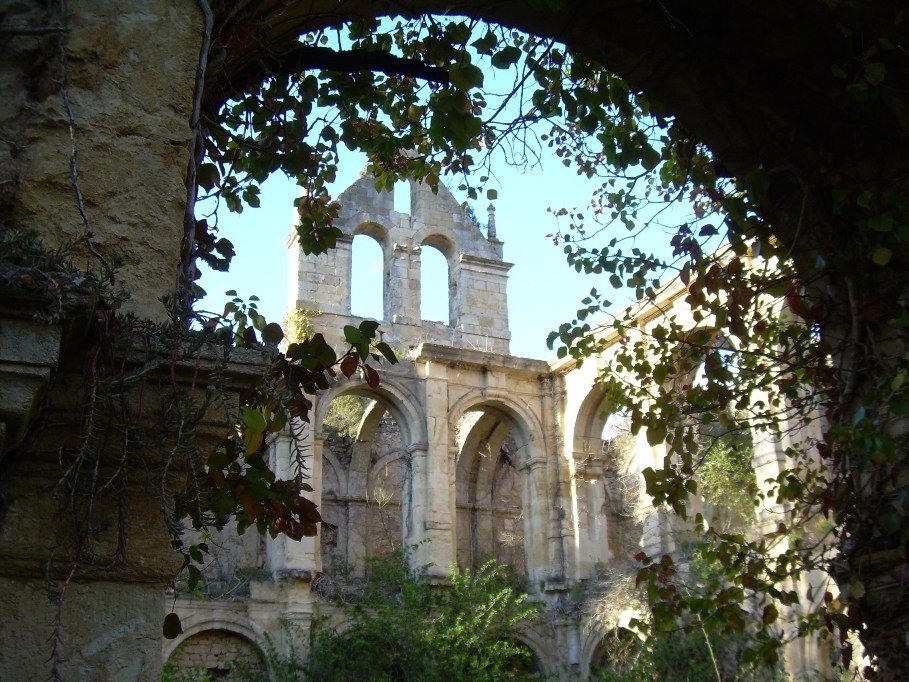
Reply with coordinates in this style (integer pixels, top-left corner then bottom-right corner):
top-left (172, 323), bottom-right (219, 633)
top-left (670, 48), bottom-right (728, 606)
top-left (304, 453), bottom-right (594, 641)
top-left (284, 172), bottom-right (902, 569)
top-left (350, 233), bottom-right (385, 321)
top-left (420, 234), bottom-right (454, 326)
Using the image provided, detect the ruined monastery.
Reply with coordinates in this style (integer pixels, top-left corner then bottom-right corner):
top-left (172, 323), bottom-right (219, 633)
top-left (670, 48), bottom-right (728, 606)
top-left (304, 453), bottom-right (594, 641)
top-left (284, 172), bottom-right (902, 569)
top-left (164, 174), bottom-right (827, 679)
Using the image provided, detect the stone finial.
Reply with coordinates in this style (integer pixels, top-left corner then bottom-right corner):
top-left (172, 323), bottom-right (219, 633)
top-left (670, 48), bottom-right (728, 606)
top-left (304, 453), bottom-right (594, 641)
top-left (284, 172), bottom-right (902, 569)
top-left (486, 203), bottom-right (497, 240)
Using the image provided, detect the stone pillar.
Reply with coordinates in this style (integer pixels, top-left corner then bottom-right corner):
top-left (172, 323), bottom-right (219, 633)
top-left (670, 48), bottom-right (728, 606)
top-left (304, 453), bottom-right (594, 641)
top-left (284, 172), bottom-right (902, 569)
top-left (408, 361), bottom-right (454, 576)
top-left (387, 241), bottom-right (420, 324)
top-left (575, 459), bottom-right (613, 571)
top-left (266, 426), bottom-right (320, 576)
top-left (1, 6), bottom-right (211, 675)
top-left (640, 440), bottom-right (676, 556)
top-left (522, 456), bottom-right (551, 584)
top-left (295, 236), bottom-right (352, 316)
top-left (455, 254), bottom-right (512, 354)
top-left (486, 203), bottom-right (498, 241)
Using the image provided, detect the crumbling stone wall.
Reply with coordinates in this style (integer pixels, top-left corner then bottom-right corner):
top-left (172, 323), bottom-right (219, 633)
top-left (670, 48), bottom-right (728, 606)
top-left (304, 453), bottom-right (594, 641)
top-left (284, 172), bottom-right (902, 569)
top-left (0, 0), bottom-right (198, 320)
top-left (1, 3), bottom-right (208, 679)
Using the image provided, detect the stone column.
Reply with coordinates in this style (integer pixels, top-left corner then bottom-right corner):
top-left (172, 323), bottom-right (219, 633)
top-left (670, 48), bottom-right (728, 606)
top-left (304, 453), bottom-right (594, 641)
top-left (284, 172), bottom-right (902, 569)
top-left (265, 426), bottom-right (320, 577)
top-left (408, 361), bottom-right (454, 576)
top-left (575, 459), bottom-right (612, 572)
top-left (522, 456), bottom-right (551, 584)
top-left (387, 241), bottom-right (420, 324)
top-left (0, 2), bottom-right (214, 674)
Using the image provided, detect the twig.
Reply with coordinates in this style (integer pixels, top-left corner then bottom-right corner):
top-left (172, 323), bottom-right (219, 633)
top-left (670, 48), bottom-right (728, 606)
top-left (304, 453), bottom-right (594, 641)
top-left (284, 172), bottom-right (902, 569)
top-left (54, 0), bottom-right (112, 277)
top-left (178, 0), bottom-right (213, 305)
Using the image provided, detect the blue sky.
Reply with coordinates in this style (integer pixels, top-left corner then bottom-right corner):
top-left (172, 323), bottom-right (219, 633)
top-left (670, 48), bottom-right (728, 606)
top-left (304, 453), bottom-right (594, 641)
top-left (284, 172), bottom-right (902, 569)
top-left (197, 145), bottom-right (680, 360)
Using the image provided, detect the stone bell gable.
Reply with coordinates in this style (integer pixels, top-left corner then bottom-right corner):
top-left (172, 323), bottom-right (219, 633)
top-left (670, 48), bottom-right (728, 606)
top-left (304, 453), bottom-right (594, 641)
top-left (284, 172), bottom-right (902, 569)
top-left (291, 172), bottom-right (512, 354)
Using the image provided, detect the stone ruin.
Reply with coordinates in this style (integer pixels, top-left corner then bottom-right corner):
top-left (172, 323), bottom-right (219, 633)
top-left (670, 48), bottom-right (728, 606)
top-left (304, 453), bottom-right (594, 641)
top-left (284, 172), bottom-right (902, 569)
top-left (163, 173), bottom-right (831, 679)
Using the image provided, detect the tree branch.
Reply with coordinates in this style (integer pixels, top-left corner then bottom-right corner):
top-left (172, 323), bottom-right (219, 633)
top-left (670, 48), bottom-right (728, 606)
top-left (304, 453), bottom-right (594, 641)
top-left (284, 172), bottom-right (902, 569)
top-left (289, 45), bottom-right (449, 84)
top-left (208, 44), bottom-right (449, 112)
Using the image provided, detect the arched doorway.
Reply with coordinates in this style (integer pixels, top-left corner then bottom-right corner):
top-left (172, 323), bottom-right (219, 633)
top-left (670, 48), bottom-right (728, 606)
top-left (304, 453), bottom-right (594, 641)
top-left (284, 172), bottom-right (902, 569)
top-left (165, 628), bottom-right (267, 680)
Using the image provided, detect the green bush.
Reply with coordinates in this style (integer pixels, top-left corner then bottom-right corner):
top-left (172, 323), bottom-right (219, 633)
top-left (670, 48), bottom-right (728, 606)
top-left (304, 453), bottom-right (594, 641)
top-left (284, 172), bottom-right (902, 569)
top-left (305, 550), bottom-right (540, 681)
top-left (592, 625), bottom-right (778, 682)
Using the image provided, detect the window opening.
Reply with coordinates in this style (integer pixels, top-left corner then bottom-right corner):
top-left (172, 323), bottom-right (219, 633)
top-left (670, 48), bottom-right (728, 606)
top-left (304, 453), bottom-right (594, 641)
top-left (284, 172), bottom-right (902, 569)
top-left (420, 245), bottom-right (450, 324)
top-left (393, 180), bottom-right (411, 215)
top-left (351, 234), bottom-right (384, 320)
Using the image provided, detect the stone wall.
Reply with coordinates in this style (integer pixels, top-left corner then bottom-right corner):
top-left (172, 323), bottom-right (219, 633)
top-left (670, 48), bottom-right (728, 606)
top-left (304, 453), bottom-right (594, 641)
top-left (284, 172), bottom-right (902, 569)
top-left (1, 0), bottom-right (199, 320)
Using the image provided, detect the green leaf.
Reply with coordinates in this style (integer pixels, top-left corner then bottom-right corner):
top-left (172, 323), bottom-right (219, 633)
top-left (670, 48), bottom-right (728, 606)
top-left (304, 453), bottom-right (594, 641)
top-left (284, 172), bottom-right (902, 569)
top-left (646, 423), bottom-right (667, 446)
top-left (449, 62), bottom-right (484, 90)
top-left (486, 188), bottom-right (498, 200)
top-left (197, 163), bottom-right (220, 191)
top-left (262, 322), bottom-right (284, 344)
top-left (375, 341), bottom-right (399, 364)
top-left (358, 319), bottom-right (381, 337)
top-left (241, 406), bottom-right (267, 434)
top-left (186, 564), bottom-right (201, 589)
top-left (872, 246), bottom-right (892, 266)
top-left (864, 62), bottom-right (886, 85)
top-left (491, 46), bottom-right (521, 69)
top-left (344, 325), bottom-right (366, 345)
top-left (162, 612), bottom-right (183, 639)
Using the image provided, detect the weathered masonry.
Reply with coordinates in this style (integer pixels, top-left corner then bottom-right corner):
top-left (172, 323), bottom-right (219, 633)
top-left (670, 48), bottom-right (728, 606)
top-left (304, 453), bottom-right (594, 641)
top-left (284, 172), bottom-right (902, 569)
top-left (166, 174), bottom-right (831, 679)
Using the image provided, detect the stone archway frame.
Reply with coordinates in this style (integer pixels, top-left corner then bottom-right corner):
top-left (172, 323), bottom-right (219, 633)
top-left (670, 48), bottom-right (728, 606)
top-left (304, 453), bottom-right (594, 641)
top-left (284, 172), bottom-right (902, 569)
top-left (511, 624), bottom-right (559, 679)
top-left (572, 384), bottom-right (614, 461)
top-left (579, 618), bottom-right (641, 680)
top-left (448, 388), bottom-right (553, 584)
top-left (314, 374), bottom-right (426, 449)
top-left (162, 613), bottom-right (272, 676)
top-left (314, 375), bottom-right (425, 562)
top-left (455, 410), bottom-right (522, 571)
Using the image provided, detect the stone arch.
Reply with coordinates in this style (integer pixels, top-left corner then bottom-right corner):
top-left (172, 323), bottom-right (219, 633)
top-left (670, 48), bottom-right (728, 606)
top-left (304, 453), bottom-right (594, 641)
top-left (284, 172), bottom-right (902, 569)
top-left (572, 384), bottom-right (612, 458)
top-left (448, 389), bottom-right (545, 447)
top-left (584, 625), bottom-right (640, 679)
top-left (449, 389), bottom-right (551, 582)
top-left (350, 223), bottom-right (388, 321)
top-left (316, 378), bottom-right (421, 573)
top-left (163, 616), bottom-right (270, 679)
top-left (352, 220), bottom-right (391, 250)
top-left (418, 236), bottom-right (454, 326)
top-left (569, 384), bottom-right (642, 571)
top-left (315, 375), bottom-right (424, 448)
top-left (500, 630), bottom-right (550, 679)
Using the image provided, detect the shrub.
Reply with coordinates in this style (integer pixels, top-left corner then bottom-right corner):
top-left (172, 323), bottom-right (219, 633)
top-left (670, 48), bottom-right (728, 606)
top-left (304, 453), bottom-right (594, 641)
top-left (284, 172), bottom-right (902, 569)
top-left (305, 550), bottom-right (539, 681)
